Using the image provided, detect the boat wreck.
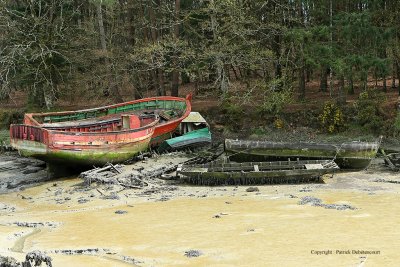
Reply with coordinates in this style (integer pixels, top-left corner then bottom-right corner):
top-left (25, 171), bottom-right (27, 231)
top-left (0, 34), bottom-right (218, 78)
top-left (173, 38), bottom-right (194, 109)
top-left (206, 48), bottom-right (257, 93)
top-left (224, 139), bottom-right (380, 169)
top-left (158, 127), bottom-right (212, 153)
top-left (10, 95), bottom-right (191, 166)
top-left (177, 159), bottom-right (339, 185)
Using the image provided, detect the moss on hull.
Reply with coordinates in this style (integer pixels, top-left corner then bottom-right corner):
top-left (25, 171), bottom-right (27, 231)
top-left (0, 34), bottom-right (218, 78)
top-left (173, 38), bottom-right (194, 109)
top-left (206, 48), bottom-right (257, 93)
top-left (234, 147), bottom-right (378, 159)
top-left (13, 139), bottom-right (149, 166)
top-left (225, 140), bottom-right (379, 169)
top-left (181, 172), bottom-right (323, 186)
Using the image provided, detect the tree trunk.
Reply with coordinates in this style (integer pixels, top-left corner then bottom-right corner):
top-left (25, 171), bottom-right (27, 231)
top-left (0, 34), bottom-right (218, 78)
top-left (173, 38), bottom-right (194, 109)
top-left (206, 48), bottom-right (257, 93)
top-left (306, 68), bottom-right (311, 83)
top-left (231, 64), bottom-right (239, 80)
top-left (157, 69), bottom-right (166, 96)
top-left (362, 72), bottom-right (368, 90)
top-left (149, 3), bottom-right (165, 96)
top-left (171, 0), bottom-right (180, 97)
top-left (348, 71), bottom-right (354, 95)
top-left (338, 75), bottom-right (346, 105)
top-left (96, 2), bottom-right (107, 51)
top-left (396, 61), bottom-right (400, 95)
top-left (298, 65), bottom-right (306, 100)
top-left (96, 2), bottom-right (124, 102)
top-left (127, 2), bottom-right (136, 46)
top-left (320, 67), bottom-right (328, 92)
top-left (383, 76), bottom-right (387, 92)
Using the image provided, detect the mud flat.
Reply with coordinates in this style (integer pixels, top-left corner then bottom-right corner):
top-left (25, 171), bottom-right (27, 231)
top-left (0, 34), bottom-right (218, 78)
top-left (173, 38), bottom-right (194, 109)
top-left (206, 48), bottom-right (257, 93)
top-left (0, 152), bottom-right (48, 193)
top-left (0, 158), bottom-right (400, 266)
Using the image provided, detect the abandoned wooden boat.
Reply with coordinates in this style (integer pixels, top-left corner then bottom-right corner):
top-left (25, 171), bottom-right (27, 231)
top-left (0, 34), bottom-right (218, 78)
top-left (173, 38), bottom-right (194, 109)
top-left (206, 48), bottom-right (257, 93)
top-left (21, 94), bottom-right (192, 147)
top-left (10, 95), bottom-right (192, 165)
top-left (10, 114), bottom-right (159, 166)
top-left (158, 127), bottom-right (212, 153)
top-left (177, 159), bottom-right (339, 185)
top-left (224, 139), bottom-right (380, 169)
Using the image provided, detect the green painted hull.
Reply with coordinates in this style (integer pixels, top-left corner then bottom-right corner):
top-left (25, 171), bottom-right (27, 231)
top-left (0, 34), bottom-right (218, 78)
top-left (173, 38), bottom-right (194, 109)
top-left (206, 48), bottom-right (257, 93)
top-left (158, 128), bottom-right (211, 152)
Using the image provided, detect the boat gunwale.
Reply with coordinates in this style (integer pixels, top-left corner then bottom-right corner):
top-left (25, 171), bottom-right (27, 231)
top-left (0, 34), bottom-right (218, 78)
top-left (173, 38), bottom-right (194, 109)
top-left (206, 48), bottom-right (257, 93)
top-left (181, 159), bottom-right (337, 169)
top-left (224, 139), bottom-right (380, 149)
top-left (10, 116), bottom-right (159, 137)
top-left (25, 95), bottom-right (192, 127)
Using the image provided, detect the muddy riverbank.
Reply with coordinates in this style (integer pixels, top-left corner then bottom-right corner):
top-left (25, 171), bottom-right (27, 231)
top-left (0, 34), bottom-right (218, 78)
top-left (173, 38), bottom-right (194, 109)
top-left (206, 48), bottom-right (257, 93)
top-left (0, 154), bottom-right (400, 266)
top-left (0, 152), bottom-right (49, 194)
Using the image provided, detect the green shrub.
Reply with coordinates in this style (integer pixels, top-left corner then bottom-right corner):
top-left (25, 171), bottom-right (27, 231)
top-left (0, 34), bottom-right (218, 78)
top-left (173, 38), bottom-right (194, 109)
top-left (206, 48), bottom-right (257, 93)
top-left (256, 79), bottom-right (293, 116)
top-left (220, 96), bottom-right (244, 130)
top-left (354, 89), bottom-right (385, 133)
top-left (0, 110), bottom-right (24, 129)
top-left (318, 102), bottom-right (345, 133)
top-left (393, 112), bottom-right (400, 136)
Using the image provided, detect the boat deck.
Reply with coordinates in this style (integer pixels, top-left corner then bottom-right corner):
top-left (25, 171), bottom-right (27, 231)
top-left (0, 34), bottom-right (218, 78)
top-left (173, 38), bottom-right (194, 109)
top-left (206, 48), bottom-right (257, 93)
top-left (39, 109), bottom-right (182, 133)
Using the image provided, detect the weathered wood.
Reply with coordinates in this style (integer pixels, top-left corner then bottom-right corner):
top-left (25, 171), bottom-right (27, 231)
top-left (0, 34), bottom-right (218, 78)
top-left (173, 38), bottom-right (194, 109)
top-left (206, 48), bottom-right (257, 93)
top-left (178, 160), bottom-right (339, 185)
top-left (381, 149), bottom-right (400, 171)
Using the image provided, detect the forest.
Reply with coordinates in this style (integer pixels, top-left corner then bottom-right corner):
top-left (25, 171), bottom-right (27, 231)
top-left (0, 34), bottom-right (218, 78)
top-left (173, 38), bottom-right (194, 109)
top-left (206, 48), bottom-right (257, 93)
top-left (1, 0), bottom-right (400, 137)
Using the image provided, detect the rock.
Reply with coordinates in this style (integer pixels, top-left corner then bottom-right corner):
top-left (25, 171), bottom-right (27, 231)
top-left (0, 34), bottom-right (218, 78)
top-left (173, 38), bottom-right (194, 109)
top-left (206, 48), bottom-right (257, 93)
top-left (299, 188), bottom-right (312, 192)
top-left (24, 250), bottom-right (52, 267)
top-left (78, 199), bottom-right (89, 204)
top-left (115, 210), bottom-right (128, 215)
top-left (157, 196), bottom-right (170, 202)
top-left (51, 248), bottom-right (110, 255)
top-left (0, 153), bottom-right (48, 194)
top-left (12, 221), bottom-right (59, 228)
top-left (101, 193), bottom-right (120, 200)
top-left (298, 196), bottom-right (356, 210)
top-left (298, 196), bottom-right (322, 206)
top-left (22, 167), bottom-right (43, 174)
top-left (0, 255), bottom-right (19, 267)
top-left (184, 250), bottom-right (202, 258)
top-left (246, 187), bottom-right (259, 192)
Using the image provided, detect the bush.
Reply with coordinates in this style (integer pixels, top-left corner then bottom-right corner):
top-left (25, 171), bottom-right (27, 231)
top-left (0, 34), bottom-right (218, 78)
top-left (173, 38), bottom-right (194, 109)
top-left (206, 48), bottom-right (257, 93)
top-left (318, 102), bottom-right (345, 133)
top-left (220, 95), bottom-right (244, 130)
top-left (0, 110), bottom-right (24, 129)
top-left (354, 89), bottom-right (385, 133)
top-left (393, 112), bottom-right (400, 136)
top-left (257, 79), bottom-right (293, 116)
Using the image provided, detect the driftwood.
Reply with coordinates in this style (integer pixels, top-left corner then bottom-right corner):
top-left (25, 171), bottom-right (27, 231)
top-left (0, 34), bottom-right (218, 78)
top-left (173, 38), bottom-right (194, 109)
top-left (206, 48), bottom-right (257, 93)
top-left (79, 151), bottom-right (219, 188)
top-left (380, 149), bottom-right (400, 171)
top-left (80, 163), bottom-right (124, 186)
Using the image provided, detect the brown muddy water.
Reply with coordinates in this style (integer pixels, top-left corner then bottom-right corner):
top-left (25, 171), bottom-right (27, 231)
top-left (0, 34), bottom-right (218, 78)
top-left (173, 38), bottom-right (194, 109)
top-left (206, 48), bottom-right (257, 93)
top-left (0, 167), bottom-right (400, 266)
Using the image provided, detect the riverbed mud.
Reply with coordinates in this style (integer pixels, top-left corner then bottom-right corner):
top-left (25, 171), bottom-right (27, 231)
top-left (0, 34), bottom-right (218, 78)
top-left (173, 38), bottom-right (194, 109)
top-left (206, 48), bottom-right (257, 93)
top-left (0, 152), bottom-right (48, 193)
top-left (0, 156), bottom-right (399, 266)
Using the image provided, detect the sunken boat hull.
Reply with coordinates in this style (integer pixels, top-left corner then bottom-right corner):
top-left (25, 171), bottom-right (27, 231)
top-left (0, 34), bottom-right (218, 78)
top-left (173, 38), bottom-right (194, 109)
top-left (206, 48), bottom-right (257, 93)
top-left (224, 139), bottom-right (380, 169)
top-left (178, 160), bottom-right (339, 185)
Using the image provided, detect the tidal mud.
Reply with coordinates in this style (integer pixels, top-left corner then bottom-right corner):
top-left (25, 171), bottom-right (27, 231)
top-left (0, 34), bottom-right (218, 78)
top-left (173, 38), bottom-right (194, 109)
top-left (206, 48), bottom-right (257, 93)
top-left (0, 157), bottom-right (399, 266)
top-left (0, 152), bottom-right (48, 193)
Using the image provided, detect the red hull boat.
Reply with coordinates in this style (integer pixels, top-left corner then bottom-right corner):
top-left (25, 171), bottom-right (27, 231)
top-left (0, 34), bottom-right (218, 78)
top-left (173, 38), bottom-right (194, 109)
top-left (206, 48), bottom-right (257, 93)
top-left (10, 95), bottom-right (192, 165)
